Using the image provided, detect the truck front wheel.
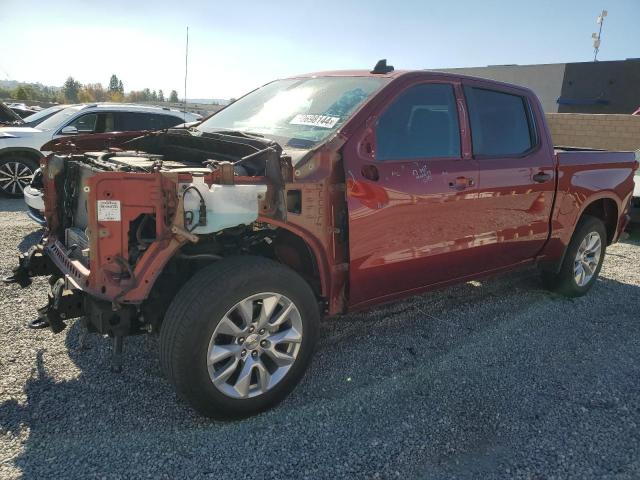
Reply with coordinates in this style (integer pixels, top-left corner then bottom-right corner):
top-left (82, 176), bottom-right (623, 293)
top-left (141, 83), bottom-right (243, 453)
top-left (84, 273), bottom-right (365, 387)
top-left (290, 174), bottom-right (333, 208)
top-left (541, 215), bottom-right (607, 297)
top-left (159, 256), bottom-right (320, 418)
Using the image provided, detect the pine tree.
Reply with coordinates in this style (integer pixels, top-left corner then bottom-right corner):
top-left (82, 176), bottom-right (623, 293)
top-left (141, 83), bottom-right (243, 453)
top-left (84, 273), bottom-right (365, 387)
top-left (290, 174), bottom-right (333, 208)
top-left (169, 90), bottom-right (179, 103)
top-left (63, 77), bottom-right (81, 103)
top-left (108, 74), bottom-right (120, 93)
top-left (158, 89), bottom-right (165, 102)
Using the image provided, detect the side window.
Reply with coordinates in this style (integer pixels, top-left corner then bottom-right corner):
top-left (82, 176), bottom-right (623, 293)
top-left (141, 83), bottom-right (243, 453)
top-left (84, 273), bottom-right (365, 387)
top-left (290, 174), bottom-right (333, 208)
top-left (163, 115), bottom-right (185, 129)
top-left (376, 83), bottom-right (460, 161)
top-left (115, 112), bottom-right (155, 131)
top-left (147, 114), bottom-right (167, 130)
top-left (67, 113), bottom-right (98, 133)
top-left (464, 86), bottom-right (536, 156)
top-left (94, 113), bottom-right (115, 133)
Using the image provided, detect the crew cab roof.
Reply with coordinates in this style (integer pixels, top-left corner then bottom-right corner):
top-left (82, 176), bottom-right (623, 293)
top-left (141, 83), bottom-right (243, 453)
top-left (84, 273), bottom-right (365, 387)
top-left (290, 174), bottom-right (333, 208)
top-left (288, 69), bottom-right (537, 97)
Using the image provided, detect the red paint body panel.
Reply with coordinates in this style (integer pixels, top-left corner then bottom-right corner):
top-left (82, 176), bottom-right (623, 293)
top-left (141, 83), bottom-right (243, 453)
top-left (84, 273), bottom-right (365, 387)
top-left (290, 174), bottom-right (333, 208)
top-left (41, 70), bottom-right (638, 317)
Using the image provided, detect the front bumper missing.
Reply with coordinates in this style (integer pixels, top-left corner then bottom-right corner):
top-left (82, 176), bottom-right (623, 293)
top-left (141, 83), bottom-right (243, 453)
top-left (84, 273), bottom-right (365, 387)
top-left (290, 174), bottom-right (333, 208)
top-left (9, 241), bottom-right (141, 336)
top-left (37, 278), bottom-right (85, 333)
top-left (4, 244), bottom-right (55, 287)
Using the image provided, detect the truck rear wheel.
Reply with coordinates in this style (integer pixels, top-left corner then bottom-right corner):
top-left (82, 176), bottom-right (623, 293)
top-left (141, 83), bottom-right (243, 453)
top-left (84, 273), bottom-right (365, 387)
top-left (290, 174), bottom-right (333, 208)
top-left (541, 215), bottom-right (607, 297)
top-left (159, 256), bottom-right (320, 418)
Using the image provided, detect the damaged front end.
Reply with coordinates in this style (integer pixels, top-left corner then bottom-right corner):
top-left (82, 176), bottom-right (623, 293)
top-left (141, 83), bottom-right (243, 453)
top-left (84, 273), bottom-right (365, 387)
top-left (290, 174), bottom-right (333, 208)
top-left (10, 129), bottom-right (293, 337)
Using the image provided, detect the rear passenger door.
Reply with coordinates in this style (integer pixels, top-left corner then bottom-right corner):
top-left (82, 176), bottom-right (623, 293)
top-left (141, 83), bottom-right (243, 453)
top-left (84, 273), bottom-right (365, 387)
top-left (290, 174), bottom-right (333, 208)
top-left (463, 83), bottom-right (556, 268)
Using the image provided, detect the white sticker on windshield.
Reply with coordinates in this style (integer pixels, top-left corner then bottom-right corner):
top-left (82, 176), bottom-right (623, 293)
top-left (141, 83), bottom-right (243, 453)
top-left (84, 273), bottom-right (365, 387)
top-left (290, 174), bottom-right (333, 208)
top-left (97, 200), bottom-right (121, 222)
top-left (290, 114), bottom-right (340, 129)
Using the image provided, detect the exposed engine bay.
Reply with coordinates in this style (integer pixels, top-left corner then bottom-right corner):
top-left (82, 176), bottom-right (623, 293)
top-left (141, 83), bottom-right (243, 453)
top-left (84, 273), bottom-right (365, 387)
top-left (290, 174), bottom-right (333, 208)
top-left (48, 129), bottom-right (292, 233)
top-left (39, 130), bottom-right (298, 314)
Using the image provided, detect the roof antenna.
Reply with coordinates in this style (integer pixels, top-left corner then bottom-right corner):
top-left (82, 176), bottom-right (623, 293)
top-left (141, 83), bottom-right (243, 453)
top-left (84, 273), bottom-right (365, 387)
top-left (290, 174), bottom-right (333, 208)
top-left (183, 26), bottom-right (189, 121)
top-left (371, 59), bottom-right (394, 74)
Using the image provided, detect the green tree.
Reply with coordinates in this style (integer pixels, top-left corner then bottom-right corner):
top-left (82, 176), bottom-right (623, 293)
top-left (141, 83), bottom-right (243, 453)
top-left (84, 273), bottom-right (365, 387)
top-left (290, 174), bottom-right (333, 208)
top-left (14, 86), bottom-right (30, 100)
top-left (118, 80), bottom-right (124, 94)
top-left (151, 90), bottom-right (158, 102)
top-left (169, 90), bottom-right (179, 102)
top-left (108, 74), bottom-right (120, 93)
top-left (158, 89), bottom-right (165, 102)
top-left (63, 77), bottom-right (81, 103)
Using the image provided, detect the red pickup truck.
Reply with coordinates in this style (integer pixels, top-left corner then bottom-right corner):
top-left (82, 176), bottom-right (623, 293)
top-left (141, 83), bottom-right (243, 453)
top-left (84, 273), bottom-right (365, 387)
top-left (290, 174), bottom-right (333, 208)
top-left (10, 61), bottom-right (638, 418)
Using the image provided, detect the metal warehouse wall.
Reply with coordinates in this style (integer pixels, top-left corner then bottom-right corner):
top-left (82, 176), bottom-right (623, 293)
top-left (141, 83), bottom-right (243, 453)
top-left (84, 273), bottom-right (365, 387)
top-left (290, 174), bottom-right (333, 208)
top-left (546, 113), bottom-right (640, 151)
top-left (434, 59), bottom-right (640, 114)
top-left (435, 63), bottom-right (566, 113)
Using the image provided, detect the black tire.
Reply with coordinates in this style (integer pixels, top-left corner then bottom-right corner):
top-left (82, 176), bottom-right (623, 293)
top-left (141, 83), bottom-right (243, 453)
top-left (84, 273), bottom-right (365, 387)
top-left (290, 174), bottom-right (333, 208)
top-left (160, 256), bottom-right (320, 418)
top-left (541, 215), bottom-right (607, 297)
top-left (0, 155), bottom-right (38, 198)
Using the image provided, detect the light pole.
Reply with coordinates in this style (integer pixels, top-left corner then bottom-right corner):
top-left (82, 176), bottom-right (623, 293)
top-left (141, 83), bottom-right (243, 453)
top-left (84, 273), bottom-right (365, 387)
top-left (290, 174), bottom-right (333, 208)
top-left (592, 10), bottom-right (607, 62)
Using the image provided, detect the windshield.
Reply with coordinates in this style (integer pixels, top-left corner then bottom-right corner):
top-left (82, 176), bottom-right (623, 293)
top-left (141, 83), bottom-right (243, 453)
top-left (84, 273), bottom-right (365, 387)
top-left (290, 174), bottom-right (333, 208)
top-left (22, 105), bottom-right (66, 126)
top-left (197, 77), bottom-right (387, 148)
top-left (35, 106), bottom-right (84, 131)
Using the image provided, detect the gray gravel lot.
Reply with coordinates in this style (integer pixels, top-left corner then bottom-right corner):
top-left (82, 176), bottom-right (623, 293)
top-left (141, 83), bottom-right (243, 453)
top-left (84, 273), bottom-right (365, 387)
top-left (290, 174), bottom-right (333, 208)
top-left (0, 197), bottom-right (639, 479)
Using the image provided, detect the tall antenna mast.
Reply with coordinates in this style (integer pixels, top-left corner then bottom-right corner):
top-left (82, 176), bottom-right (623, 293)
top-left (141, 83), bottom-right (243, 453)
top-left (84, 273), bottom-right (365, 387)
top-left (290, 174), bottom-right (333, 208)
top-left (184, 26), bottom-right (189, 120)
top-left (592, 10), bottom-right (607, 62)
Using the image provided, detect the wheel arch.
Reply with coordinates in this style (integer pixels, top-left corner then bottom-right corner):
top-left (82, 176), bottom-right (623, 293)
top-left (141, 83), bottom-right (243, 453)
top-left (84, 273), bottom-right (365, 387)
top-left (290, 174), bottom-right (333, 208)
top-left (258, 220), bottom-right (330, 302)
top-left (142, 221), bottom-right (332, 330)
top-left (577, 195), bottom-right (619, 245)
top-left (539, 193), bottom-right (621, 275)
top-left (0, 147), bottom-right (45, 161)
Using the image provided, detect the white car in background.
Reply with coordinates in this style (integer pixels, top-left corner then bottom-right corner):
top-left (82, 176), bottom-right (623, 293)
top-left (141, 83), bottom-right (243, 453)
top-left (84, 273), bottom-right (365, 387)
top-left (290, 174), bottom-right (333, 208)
top-left (631, 169), bottom-right (640, 224)
top-left (0, 103), bottom-right (199, 199)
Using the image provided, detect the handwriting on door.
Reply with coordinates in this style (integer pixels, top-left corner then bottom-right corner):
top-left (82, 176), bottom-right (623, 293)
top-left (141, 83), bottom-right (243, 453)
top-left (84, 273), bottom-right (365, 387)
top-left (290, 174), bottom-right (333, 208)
top-left (412, 163), bottom-right (432, 183)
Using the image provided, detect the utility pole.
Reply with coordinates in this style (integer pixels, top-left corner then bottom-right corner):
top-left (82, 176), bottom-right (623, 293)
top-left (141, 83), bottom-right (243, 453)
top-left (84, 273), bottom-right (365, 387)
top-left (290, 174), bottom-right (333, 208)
top-left (592, 10), bottom-right (607, 62)
top-left (184, 26), bottom-right (189, 120)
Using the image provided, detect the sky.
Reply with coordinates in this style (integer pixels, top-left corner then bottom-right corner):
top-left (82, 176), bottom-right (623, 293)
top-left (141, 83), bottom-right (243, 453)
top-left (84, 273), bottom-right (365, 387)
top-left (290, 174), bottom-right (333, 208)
top-left (1, 0), bottom-right (639, 100)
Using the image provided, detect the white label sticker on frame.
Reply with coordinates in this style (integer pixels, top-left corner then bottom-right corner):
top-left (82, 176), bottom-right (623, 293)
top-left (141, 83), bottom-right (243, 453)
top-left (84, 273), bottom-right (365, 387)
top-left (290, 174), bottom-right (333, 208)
top-left (97, 200), bottom-right (121, 221)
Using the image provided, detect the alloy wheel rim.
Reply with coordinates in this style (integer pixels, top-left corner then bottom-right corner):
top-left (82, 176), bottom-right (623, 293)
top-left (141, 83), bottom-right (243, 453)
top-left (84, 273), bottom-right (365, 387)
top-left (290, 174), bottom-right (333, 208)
top-left (573, 231), bottom-right (602, 287)
top-left (0, 162), bottom-right (34, 195)
top-left (207, 292), bottom-right (303, 399)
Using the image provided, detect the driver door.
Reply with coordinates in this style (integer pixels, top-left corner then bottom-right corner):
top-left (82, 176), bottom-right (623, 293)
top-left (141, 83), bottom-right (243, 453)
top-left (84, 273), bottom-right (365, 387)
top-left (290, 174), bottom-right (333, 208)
top-left (343, 81), bottom-right (480, 308)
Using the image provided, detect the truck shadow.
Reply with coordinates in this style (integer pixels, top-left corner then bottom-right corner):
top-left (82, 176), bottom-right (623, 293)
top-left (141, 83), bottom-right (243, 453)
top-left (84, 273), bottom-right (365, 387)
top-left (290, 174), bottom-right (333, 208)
top-left (2, 268), bottom-right (640, 478)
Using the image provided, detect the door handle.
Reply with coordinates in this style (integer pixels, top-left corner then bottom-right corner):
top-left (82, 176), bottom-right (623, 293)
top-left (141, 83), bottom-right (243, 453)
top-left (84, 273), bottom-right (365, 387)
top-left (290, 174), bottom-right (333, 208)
top-left (533, 172), bottom-right (552, 183)
top-left (448, 176), bottom-right (474, 190)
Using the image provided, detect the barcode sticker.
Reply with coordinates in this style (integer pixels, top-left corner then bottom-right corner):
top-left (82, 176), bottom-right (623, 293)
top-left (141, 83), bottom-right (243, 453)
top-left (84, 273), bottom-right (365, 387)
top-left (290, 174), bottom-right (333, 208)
top-left (97, 200), bottom-right (121, 222)
top-left (290, 114), bottom-right (340, 129)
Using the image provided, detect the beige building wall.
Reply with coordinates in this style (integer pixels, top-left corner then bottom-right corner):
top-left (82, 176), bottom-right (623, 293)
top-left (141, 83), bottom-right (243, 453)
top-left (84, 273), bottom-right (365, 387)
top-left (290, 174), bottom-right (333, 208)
top-left (546, 113), bottom-right (640, 151)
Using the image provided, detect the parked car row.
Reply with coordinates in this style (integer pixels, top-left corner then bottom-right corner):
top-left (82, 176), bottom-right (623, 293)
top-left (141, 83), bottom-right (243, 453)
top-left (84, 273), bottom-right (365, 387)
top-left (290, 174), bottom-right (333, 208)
top-left (0, 101), bottom-right (24, 125)
top-left (6, 102), bottom-right (39, 118)
top-left (0, 103), bottom-right (200, 202)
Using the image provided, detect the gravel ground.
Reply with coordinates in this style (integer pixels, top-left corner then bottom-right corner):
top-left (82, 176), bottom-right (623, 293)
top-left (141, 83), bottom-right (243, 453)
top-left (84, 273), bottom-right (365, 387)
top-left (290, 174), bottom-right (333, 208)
top-left (0, 197), bottom-right (639, 480)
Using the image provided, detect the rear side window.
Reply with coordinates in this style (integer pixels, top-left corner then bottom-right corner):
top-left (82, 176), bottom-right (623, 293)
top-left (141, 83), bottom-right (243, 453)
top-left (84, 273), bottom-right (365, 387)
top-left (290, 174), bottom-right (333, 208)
top-left (147, 114), bottom-right (168, 130)
top-left (376, 83), bottom-right (460, 161)
top-left (115, 112), bottom-right (160, 131)
top-left (163, 115), bottom-right (185, 129)
top-left (464, 86), bottom-right (536, 156)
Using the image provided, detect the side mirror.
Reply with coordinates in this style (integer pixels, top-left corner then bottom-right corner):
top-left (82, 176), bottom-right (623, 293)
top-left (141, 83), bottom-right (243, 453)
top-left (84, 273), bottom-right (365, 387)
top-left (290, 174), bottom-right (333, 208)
top-left (60, 126), bottom-right (78, 135)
